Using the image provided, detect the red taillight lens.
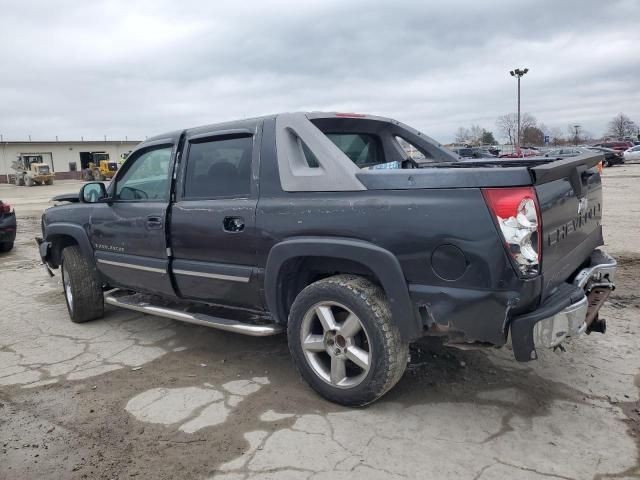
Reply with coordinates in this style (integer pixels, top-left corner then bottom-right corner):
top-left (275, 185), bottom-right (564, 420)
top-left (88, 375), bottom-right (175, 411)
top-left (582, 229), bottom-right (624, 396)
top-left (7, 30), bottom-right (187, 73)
top-left (482, 187), bottom-right (542, 277)
top-left (0, 202), bottom-right (12, 214)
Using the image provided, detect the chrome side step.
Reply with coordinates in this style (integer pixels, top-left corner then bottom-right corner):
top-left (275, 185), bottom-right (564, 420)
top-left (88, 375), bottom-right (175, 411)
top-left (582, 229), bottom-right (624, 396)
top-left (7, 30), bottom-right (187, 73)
top-left (104, 290), bottom-right (284, 337)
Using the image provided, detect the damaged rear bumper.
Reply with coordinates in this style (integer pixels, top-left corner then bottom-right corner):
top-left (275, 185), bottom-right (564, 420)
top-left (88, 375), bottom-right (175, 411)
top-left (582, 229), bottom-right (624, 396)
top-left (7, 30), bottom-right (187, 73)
top-left (510, 249), bottom-right (616, 361)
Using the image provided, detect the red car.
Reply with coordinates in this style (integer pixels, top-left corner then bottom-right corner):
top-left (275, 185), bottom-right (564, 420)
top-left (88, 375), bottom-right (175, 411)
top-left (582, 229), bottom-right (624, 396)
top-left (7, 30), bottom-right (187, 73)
top-left (594, 141), bottom-right (634, 152)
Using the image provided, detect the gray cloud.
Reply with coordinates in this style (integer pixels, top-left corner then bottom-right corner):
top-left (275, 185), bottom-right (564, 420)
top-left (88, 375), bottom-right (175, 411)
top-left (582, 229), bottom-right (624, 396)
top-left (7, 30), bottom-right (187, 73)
top-left (1, 0), bottom-right (638, 142)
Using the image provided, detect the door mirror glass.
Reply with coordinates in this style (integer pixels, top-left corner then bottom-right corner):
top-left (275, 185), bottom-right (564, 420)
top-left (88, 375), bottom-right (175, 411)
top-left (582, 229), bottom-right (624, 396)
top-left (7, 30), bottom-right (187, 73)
top-left (81, 182), bottom-right (107, 203)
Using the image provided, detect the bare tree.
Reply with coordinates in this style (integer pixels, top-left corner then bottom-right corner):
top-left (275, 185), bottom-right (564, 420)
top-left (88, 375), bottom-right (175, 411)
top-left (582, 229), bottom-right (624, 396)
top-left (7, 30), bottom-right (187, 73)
top-left (455, 127), bottom-right (470, 144)
top-left (469, 125), bottom-right (484, 145)
top-left (522, 126), bottom-right (544, 146)
top-left (549, 127), bottom-right (564, 146)
top-left (607, 113), bottom-right (638, 139)
top-left (496, 114), bottom-right (517, 145)
top-left (496, 112), bottom-right (537, 145)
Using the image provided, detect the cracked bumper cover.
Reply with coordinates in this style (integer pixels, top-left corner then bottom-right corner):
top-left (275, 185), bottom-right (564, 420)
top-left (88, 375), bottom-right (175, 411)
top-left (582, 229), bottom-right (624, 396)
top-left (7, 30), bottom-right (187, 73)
top-left (510, 249), bottom-right (616, 361)
top-left (35, 237), bottom-right (55, 276)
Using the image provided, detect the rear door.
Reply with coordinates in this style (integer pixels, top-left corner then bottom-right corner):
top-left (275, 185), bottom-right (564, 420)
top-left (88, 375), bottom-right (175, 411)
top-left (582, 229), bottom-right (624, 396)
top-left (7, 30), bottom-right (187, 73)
top-left (89, 140), bottom-right (176, 296)
top-left (531, 153), bottom-right (604, 296)
top-left (169, 123), bottom-right (263, 308)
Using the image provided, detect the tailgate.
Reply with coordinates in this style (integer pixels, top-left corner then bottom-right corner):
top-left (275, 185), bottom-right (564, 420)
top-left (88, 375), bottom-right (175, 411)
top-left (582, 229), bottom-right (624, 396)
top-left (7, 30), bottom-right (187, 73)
top-left (531, 153), bottom-right (604, 297)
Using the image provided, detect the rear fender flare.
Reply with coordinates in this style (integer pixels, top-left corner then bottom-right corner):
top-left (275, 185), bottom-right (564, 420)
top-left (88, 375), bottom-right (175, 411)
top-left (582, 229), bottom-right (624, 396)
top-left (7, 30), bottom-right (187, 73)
top-left (265, 236), bottom-right (421, 340)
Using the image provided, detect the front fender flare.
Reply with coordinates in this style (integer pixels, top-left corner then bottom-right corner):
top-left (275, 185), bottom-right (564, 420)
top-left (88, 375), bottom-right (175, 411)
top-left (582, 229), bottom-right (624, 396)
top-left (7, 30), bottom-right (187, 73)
top-left (44, 223), bottom-right (95, 267)
top-left (265, 236), bottom-right (421, 340)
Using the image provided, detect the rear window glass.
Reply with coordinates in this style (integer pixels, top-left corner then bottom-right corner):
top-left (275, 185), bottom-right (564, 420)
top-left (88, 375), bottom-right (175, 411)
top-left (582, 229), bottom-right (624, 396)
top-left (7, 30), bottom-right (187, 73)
top-left (325, 133), bottom-right (384, 167)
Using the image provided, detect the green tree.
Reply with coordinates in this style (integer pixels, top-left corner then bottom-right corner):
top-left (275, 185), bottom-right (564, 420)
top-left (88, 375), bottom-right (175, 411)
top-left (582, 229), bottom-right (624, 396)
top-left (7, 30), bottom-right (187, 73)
top-left (481, 130), bottom-right (497, 145)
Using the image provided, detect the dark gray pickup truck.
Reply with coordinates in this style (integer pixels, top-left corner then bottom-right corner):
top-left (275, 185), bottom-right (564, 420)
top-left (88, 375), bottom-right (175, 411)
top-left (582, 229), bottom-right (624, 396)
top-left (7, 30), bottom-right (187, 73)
top-left (37, 112), bottom-right (617, 405)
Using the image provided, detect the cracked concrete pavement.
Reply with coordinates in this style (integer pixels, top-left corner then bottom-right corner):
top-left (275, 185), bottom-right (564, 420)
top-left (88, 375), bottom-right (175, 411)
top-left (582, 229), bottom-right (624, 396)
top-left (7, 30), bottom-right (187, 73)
top-left (1, 168), bottom-right (639, 480)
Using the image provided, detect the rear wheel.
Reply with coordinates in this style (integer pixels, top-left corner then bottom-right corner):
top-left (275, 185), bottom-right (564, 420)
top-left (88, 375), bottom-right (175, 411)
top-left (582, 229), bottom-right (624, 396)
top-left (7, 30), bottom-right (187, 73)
top-left (0, 242), bottom-right (14, 252)
top-left (61, 245), bottom-right (104, 323)
top-left (288, 275), bottom-right (409, 406)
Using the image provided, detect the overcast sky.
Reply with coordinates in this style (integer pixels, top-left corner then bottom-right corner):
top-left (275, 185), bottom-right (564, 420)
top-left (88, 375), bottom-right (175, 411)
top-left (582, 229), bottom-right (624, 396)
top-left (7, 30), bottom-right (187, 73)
top-left (1, 0), bottom-right (638, 143)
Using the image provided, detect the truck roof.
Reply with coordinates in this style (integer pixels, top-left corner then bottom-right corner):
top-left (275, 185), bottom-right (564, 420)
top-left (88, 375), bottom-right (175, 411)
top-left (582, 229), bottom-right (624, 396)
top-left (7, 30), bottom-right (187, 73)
top-left (141, 112), bottom-right (398, 146)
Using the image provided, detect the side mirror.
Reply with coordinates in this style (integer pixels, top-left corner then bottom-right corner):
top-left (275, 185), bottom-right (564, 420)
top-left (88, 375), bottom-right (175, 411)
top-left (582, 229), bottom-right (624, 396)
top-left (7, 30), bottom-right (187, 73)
top-left (80, 182), bottom-right (107, 203)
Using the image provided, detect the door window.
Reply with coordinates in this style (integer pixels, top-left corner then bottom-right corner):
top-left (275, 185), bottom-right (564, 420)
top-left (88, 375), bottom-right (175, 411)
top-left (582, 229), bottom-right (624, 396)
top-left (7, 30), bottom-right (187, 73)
top-left (183, 135), bottom-right (253, 199)
top-left (115, 146), bottom-right (173, 201)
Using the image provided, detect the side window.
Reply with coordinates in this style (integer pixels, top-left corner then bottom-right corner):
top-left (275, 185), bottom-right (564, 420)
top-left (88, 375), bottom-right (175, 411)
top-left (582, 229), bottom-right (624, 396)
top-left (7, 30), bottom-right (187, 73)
top-left (115, 146), bottom-right (172, 201)
top-left (183, 135), bottom-right (253, 199)
top-left (394, 136), bottom-right (432, 162)
top-left (325, 133), bottom-right (384, 167)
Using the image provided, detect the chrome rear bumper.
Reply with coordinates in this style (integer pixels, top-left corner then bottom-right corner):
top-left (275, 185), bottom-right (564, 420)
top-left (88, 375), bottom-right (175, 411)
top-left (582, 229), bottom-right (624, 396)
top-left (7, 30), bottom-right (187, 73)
top-left (510, 249), bottom-right (616, 361)
top-left (533, 250), bottom-right (616, 349)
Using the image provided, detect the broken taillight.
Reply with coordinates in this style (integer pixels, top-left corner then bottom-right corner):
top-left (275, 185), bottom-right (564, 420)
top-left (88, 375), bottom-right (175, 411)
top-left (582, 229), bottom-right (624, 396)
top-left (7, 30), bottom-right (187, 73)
top-left (482, 187), bottom-right (542, 277)
top-left (0, 202), bottom-right (12, 214)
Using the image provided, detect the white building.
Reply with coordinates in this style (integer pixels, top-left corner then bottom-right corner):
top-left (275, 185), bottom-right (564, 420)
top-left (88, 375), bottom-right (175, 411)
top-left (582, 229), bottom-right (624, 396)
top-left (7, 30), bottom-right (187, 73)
top-left (0, 140), bottom-right (140, 183)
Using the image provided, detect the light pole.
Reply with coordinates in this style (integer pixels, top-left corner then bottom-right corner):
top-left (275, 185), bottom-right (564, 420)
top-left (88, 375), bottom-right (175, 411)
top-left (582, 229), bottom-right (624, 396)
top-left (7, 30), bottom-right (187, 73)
top-left (573, 125), bottom-right (581, 145)
top-left (509, 67), bottom-right (529, 154)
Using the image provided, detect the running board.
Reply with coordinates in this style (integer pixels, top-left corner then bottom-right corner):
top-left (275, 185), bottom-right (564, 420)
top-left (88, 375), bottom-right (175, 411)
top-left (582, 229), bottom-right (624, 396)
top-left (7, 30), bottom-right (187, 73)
top-left (104, 290), bottom-right (284, 337)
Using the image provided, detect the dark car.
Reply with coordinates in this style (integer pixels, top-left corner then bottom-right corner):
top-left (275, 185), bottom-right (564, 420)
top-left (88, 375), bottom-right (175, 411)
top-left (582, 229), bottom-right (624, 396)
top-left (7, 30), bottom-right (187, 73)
top-left (545, 147), bottom-right (623, 167)
top-left (0, 200), bottom-right (16, 252)
top-left (453, 147), bottom-right (497, 159)
top-left (37, 112), bottom-right (616, 406)
top-left (586, 146), bottom-right (624, 167)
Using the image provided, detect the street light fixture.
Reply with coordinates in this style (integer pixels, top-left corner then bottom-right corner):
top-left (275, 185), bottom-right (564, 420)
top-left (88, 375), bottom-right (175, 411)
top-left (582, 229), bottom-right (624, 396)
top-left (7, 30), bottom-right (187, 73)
top-left (573, 125), bottom-right (581, 146)
top-left (510, 67), bottom-right (529, 154)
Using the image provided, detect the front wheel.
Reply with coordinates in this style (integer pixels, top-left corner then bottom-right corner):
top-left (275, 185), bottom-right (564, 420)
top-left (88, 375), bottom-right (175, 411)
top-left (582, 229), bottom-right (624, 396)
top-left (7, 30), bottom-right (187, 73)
top-left (288, 275), bottom-right (409, 406)
top-left (0, 242), bottom-right (13, 252)
top-left (61, 245), bottom-right (104, 323)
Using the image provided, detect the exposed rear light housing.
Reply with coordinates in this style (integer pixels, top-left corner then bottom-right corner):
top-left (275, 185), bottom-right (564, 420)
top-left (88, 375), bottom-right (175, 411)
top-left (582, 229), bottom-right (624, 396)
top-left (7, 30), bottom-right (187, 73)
top-left (0, 202), bottom-right (13, 214)
top-left (482, 187), bottom-right (542, 278)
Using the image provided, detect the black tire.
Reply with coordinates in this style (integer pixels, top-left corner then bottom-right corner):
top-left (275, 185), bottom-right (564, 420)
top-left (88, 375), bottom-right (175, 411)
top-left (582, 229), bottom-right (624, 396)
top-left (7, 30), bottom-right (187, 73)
top-left (603, 159), bottom-right (611, 167)
top-left (288, 275), bottom-right (409, 406)
top-left (0, 242), bottom-right (13, 252)
top-left (61, 245), bottom-right (104, 323)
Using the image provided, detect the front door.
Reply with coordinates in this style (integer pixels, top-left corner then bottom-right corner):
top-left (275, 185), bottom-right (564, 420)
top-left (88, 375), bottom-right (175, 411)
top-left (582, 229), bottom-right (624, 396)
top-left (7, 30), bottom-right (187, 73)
top-left (89, 142), bottom-right (176, 296)
top-left (170, 125), bottom-right (262, 308)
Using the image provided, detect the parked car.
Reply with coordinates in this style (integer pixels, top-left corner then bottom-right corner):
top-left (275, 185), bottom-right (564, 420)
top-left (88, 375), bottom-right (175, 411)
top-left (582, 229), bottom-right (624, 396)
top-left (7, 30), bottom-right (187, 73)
top-left (587, 146), bottom-right (624, 167)
top-left (499, 147), bottom-right (540, 158)
top-left (0, 200), bottom-right (16, 252)
top-left (623, 145), bottom-right (640, 162)
top-left (546, 147), bottom-right (623, 167)
top-left (593, 141), bottom-right (634, 152)
top-left (37, 112), bottom-right (616, 406)
top-left (453, 147), bottom-right (497, 159)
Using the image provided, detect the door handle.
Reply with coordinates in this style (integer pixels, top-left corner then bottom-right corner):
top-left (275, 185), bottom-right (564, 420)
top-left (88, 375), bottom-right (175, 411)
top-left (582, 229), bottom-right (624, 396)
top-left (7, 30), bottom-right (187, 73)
top-left (147, 215), bottom-right (163, 229)
top-left (223, 216), bottom-right (245, 232)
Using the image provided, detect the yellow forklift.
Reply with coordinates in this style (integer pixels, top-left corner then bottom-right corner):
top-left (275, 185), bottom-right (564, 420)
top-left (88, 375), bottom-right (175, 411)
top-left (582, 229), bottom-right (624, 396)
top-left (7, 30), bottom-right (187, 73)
top-left (81, 152), bottom-right (118, 181)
